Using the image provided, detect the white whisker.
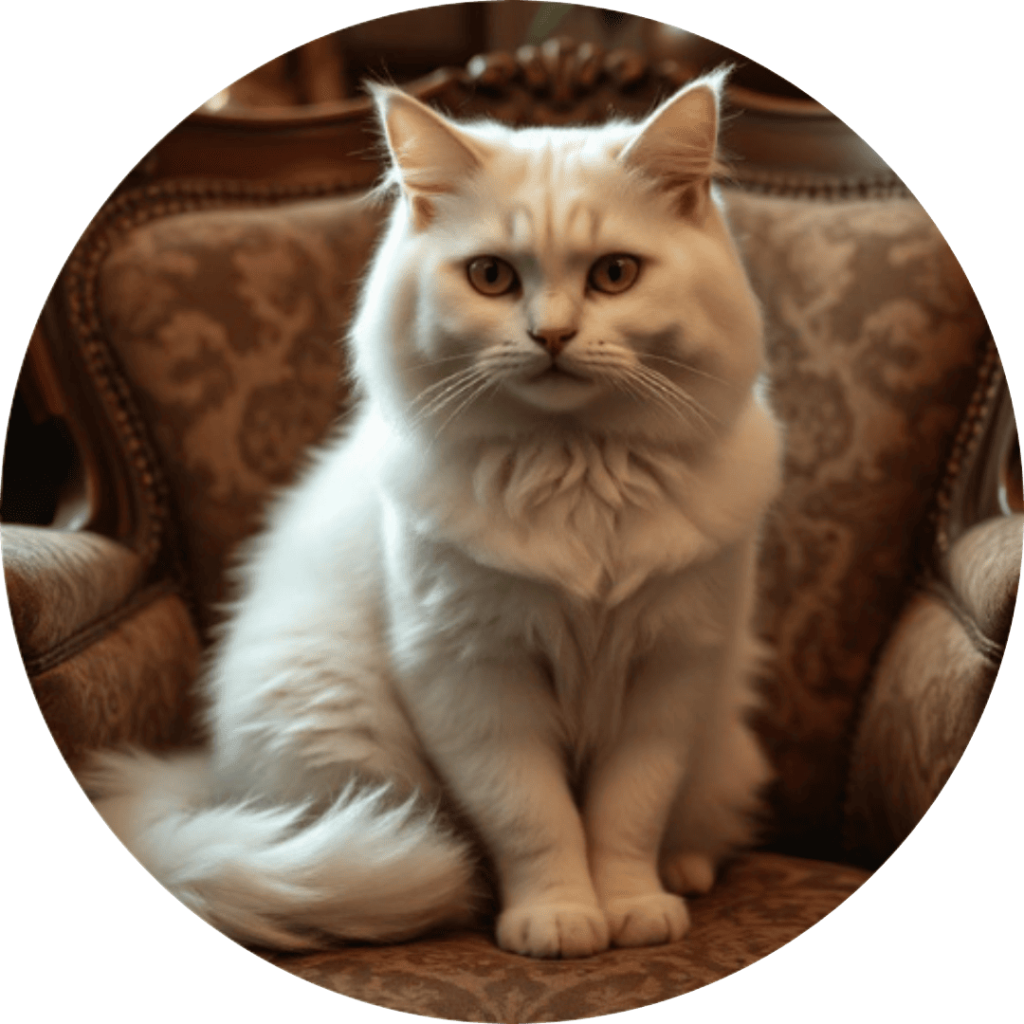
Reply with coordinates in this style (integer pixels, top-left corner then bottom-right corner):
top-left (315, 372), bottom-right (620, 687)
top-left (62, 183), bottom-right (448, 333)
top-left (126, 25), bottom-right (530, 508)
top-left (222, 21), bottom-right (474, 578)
top-left (629, 364), bottom-right (719, 436)
top-left (641, 368), bottom-right (718, 431)
top-left (412, 363), bottom-right (483, 405)
top-left (410, 365), bottom-right (474, 408)
top-left (433, 376), bottom-right (497, 438)
top-left (410, 365), bottom-right (490, 426)
top-left (640, 353), bottom-right (728, 386)
top-left (406, 352), bottom-right (476, 372)
top-left (608, 373), bottom-right (648, 407)
top-left (628, 369), bottom-right (684, 422)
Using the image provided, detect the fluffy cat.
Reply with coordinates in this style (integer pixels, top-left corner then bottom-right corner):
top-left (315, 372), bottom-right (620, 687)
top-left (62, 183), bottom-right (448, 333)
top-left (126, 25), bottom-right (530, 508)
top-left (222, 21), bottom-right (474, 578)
top-left (84, 71), bottom-right (782, 959)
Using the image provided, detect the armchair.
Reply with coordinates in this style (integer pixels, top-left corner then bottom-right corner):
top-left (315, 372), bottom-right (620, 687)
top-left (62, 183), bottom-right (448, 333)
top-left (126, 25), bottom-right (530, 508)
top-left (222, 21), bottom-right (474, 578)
top-left (3, 39), bottom-right (1018, 1020)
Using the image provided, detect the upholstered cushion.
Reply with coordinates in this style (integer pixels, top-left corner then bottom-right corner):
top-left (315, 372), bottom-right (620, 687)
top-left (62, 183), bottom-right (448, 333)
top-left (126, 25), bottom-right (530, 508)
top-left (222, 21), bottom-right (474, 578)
top-left (945, 514), bottom-right (1022, 645)
top-left (3, 524), bottom-right (201, 766)
top-left (261, 852), bottom-right (869, 1020)
top-left (843, 515), bottom-right (1021, 862)
top-left (3, 524), bottom-right (146, 657)
top-left (722, 190), bottom-right (988, 857)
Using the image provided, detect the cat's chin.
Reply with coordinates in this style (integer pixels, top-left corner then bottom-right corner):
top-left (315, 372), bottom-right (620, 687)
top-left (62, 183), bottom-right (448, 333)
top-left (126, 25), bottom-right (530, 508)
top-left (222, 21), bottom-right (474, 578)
top-left (503, 370), bottom-right (602, 413)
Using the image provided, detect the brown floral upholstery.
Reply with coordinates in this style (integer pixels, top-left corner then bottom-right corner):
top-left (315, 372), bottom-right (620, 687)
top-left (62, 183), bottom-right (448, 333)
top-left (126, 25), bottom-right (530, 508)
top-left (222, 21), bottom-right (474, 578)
top-left (723, 191), bottom-right (989, 857)
top-left (262, 853), bottom-right (868, 1021)
top-left (97, 195), bottom-right (383, 632)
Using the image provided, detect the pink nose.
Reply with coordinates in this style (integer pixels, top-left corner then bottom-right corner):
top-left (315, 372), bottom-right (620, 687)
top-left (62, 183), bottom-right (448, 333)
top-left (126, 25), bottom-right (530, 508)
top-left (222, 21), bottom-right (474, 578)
top-left (528, 327), bottom-right (577, 356)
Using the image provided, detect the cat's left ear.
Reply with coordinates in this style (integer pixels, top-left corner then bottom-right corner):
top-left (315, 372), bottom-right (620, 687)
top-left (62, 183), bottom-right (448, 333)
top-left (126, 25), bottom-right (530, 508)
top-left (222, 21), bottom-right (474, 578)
top-left (370, 84), bottom-right (492, 229)
top-left (618, 69), bottom-right (727, 220)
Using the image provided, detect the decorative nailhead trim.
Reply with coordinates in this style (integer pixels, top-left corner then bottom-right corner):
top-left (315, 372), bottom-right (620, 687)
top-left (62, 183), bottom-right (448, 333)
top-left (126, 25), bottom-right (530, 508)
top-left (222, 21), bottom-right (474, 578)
top-left (931, 337), bottom-right (1002, 558)
top-left (725, 169), bottom-right (910, 201)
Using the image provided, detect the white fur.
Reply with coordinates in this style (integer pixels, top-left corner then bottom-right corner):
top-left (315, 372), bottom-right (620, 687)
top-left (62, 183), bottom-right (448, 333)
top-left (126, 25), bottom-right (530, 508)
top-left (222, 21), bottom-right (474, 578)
top-left (84, 74), bottom-right (782, 958)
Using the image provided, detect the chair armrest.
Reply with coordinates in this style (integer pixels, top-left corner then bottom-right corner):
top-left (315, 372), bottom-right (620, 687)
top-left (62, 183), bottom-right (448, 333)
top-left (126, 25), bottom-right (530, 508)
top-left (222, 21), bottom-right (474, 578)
top-left (2, 524), bottom-right (202, 768)
top-left (842, 514), bottom-right (1021, 865)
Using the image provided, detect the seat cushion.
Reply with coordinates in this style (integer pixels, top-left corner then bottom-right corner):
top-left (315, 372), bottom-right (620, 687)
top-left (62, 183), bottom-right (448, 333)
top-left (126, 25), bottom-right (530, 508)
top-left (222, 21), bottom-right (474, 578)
top-left (261, 852), bottom-right (869, 1020)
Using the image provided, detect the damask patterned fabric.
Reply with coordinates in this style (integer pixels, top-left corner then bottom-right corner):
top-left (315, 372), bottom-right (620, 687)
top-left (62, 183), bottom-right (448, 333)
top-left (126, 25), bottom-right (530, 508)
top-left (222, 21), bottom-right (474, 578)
top-left (97, 194), bottom-right (384, 633)
top-left (262, 852), bottom-right (869, 1020)
top-left (93, 186), bottom-right (989, 857)
top-left (722, 190), bottom-right (988, 857)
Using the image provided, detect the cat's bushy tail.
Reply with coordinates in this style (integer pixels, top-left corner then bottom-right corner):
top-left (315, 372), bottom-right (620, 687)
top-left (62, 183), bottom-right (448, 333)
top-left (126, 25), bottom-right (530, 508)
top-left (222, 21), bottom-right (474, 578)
top-left (81, 749), bottom-right (479, 950)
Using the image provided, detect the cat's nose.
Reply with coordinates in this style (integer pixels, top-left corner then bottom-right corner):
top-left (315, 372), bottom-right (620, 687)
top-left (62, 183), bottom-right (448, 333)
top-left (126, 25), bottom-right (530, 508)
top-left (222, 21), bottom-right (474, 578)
top-left (528, 327), bottom-right (577, 356)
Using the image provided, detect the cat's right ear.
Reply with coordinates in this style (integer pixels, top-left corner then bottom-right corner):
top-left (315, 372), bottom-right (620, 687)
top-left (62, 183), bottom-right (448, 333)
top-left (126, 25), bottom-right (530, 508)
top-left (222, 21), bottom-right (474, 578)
top-left (618, 68), bottom-right (728, 222)
top-left (370, 84), bottom-right (491, 229)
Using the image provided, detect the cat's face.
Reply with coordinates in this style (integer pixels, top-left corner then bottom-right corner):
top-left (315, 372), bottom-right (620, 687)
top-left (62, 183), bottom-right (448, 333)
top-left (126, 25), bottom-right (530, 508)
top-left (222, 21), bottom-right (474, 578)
top-left (355, 76), bottom-right (764, 446)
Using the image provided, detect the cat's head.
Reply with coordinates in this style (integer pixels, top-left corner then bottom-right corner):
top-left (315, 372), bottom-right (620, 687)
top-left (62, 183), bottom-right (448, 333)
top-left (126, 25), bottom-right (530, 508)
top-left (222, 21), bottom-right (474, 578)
top-left (352, 72), bottom-right (764, 448)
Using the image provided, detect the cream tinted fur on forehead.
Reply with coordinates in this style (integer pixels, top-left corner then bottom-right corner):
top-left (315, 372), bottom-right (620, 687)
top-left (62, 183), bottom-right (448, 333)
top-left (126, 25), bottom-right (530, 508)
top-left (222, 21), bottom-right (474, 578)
top-left (85, 73), bottom-right (782, 961)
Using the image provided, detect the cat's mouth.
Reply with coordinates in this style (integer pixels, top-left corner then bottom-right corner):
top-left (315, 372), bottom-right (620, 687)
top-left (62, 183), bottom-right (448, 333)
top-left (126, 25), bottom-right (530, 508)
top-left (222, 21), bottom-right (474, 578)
top-left (507, 361), bottom-right (600, 412)
top-left (530, 363), bottom-right (589, 384)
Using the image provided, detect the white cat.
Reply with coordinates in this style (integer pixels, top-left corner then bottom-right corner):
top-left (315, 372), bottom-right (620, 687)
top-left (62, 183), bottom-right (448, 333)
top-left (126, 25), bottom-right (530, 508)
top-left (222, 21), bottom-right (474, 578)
top-left (84, 71), bottom-right (782, 959)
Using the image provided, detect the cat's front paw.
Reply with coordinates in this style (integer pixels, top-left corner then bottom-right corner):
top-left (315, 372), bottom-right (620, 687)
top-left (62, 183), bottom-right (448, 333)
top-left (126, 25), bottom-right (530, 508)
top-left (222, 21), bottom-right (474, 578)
top-left (496, 902), bottom-right (610, 958)
top-left (603, 892), bottom-right (690, 948)
top-left (660, 851), bottom-right (716, 895)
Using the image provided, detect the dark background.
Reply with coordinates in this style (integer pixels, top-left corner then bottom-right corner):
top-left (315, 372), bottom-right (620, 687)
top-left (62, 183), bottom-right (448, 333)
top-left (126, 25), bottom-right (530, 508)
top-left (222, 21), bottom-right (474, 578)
top-left (8, 6), bottom-right (1015, 1015)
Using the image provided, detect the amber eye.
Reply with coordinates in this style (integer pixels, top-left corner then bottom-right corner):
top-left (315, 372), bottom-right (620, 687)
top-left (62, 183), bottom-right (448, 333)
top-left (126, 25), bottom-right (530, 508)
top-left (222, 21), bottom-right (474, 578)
top-left (588, 254), bottom-right (640, 294)
top-left (467, 256), bottom-right (518, 296)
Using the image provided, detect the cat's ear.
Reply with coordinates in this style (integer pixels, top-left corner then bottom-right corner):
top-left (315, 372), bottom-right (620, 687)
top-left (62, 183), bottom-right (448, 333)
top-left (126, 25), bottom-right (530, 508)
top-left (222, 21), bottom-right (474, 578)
top-left (618, 69), bottom-right (727, 220)
top-left (370, 84), bottom-right (491, 229)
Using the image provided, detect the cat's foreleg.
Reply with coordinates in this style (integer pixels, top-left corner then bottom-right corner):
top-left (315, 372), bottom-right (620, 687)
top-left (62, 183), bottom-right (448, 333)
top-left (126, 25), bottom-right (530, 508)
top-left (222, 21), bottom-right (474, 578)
top-left (582, 642), bottom-right (718, 948)
top-left (658, 671), bottom-right (771, 896)
top-left (657, 538), bottom-right (772, 897)
top-left (399, 657), bottom-right (609, 959)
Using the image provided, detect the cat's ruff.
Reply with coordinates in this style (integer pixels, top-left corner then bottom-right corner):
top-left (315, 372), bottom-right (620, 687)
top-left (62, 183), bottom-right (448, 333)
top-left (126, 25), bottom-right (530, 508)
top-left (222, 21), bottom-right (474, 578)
top-left (83, 71), bottom-right (782, 959)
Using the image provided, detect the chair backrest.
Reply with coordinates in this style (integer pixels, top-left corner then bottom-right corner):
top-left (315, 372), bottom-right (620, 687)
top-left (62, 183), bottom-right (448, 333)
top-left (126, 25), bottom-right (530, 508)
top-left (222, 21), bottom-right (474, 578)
top-left (25, 40), bottom-right (1005, 861)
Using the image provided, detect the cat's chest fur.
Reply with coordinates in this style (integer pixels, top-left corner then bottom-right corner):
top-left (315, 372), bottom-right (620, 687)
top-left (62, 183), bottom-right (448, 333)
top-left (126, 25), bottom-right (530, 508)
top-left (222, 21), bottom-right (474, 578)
top-left (379, 397), bottom-right (778, 607)
top-left (383, 432), bottom-right (701, 603)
